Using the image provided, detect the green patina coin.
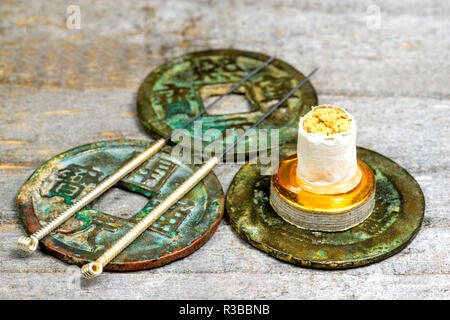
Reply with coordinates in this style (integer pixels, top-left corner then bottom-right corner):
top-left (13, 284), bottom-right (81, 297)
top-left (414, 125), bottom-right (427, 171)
top-left (226, 144), bottom-right (425, 269)
top-left (17, 140), bottom-right (224, 271)
top-left (137, 49), bottom-right (318, 156)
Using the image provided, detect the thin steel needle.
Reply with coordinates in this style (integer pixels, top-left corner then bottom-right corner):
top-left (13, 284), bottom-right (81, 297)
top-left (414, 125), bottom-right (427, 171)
top-left (17, 56), bottom-right (275, 253)
top-left (166, 56), bottom-right (275, 140)
top-left (81, 67), bottom-right (318, 278)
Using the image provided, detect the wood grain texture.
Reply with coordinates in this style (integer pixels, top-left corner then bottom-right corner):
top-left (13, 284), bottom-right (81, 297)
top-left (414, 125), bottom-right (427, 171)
top-left (0, 0), bottom-right (449, 299)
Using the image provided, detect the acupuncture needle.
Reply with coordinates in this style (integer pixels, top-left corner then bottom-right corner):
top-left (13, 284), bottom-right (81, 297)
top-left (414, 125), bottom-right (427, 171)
top-left (81, 67), bottom-right (318, 278)
top-left (17, 56), bottom-right (275, 253)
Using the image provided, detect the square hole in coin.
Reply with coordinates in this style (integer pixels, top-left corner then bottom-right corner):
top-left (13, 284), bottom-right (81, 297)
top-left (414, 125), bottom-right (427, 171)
top-left (202, 92), bottom-right (255, 115)
top-left (91, 187), bottom-right (149, 219)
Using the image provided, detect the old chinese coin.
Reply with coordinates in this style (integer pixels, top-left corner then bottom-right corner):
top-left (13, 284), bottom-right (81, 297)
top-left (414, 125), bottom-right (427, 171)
top-left (17, 140), bottom-right (224, 271)
top-left (226, 144), bottom-right (425, 269)
top-left (138, 49), bottom-right (318, 156)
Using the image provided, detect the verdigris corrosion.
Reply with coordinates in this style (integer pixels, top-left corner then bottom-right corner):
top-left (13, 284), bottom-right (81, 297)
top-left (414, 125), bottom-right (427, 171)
top-left (226, 144), bottom-right (425, 269)
top-left (137, 49), bottom-right (318, 157)
top-left (17, 140), bottom-right (224, 271)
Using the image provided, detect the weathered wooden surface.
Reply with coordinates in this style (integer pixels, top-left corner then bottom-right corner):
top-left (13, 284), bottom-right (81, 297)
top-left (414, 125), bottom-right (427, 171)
top-left (0, 0), bottom-right (449, 299)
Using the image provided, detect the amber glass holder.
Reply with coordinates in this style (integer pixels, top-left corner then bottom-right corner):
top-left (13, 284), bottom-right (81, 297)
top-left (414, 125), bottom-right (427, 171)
top-left (270, 154), bottom-right (376, 232)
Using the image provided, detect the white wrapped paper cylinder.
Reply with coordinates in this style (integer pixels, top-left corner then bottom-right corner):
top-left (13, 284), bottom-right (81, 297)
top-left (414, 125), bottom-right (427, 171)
top-left (296, 107), bottom-right (360, 193)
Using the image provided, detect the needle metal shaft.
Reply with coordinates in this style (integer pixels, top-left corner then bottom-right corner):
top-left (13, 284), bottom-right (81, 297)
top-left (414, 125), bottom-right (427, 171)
top-left (18, 56), bottom-right (275, 253)
top-left (81, 67), bottom-right (318, 278)
top-left (166, 56), bottom-right (275, 140)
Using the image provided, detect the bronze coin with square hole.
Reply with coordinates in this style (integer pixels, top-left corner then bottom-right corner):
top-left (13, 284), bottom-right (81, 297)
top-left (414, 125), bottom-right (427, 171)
top-left (137, 49), bottom-right (318, 157)
top-left (17, 140), bottom-right (224, 271)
